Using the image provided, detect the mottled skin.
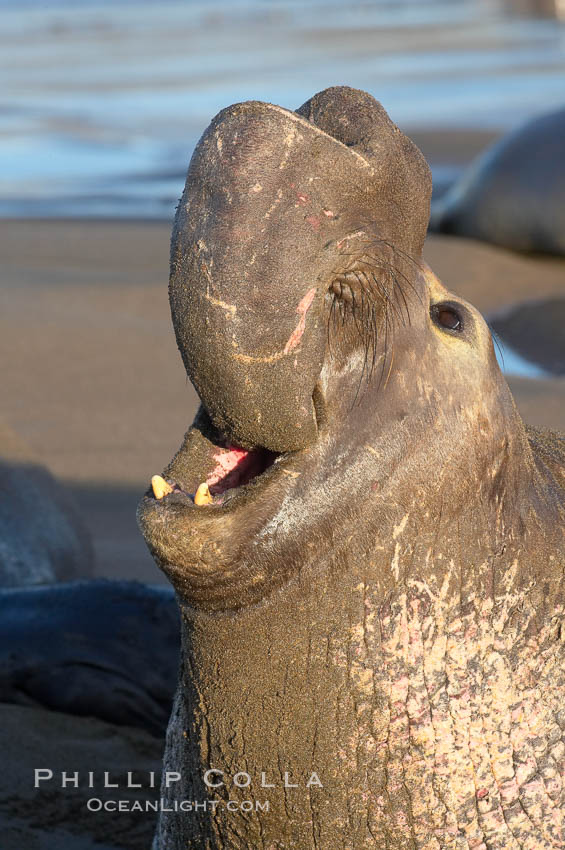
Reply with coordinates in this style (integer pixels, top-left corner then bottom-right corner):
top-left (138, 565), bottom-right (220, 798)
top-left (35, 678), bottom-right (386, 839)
top-left (138, 88), bottom-right (565, 849)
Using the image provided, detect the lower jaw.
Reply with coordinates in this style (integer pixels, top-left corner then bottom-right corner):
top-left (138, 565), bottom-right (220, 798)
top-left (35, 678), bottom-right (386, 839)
top-left (140, 435), bottom-right (310, 610)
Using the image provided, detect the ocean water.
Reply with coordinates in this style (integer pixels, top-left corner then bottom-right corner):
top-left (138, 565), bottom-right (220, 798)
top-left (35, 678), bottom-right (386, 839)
top-left (2, 0), bottom-right (565, 218)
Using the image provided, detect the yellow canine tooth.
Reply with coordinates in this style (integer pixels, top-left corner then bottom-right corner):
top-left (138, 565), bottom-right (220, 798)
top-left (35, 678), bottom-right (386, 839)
top-left (194, 482), bottom-right (213, 506)
top-left (151, 475), bottom-right (173, 500)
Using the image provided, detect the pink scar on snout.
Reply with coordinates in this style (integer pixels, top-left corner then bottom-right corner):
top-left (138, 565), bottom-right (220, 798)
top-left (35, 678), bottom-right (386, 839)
top-left (283, 287), bottom-right (317, 355)
top-left (304, 214), bottom-right (321, 232)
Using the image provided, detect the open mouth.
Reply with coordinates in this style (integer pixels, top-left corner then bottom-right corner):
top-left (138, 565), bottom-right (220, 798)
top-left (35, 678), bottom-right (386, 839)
top-left (146, 389), bottom-right (325, 512)
top-left (140, 418), bottom-right (312, 609)
top-left (151, 442), bottom-right (282, 507)
top-left (139, 398), bottom-right (323, 608)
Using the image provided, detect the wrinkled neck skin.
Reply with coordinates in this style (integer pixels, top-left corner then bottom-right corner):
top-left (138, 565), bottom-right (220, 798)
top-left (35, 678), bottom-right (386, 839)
top-left (143, 269), bottom-right (564, 850)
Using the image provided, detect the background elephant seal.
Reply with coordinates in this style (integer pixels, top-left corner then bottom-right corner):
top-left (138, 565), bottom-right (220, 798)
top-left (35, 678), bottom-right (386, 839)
top-left (430, 107), bottom-right (565, 255)
top-left (138, 86), bottom-right (564, 849)
top-left (490, 297), bottom-right (565, 376)
top-left (0, 421), bottom-right (92, 586)
top-left (0, 580), bottom-right (179, 735)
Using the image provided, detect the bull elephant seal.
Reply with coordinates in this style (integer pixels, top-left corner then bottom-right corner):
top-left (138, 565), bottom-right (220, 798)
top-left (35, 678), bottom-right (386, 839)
top-left (490, 297), bottom-right (565, 376)
top-left (430, 107), bottom-right (565, 255)
top-left (138, 87), bottom-right (564, 849)
top-left (0, 580), bottom-right (179, 735)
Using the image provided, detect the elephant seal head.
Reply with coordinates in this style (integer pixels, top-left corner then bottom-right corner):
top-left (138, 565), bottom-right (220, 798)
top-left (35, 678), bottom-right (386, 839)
top-left (138, 87), bottom-right (536, 612)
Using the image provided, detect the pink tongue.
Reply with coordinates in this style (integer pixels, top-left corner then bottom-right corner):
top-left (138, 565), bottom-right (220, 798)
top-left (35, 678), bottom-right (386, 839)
top-left (207, 448), bottom-right (250, 488)
top-left (205, 446), bottom-right (276, 494)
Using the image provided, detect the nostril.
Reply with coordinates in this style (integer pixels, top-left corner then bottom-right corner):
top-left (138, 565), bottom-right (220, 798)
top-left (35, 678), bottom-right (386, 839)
top-left (312, 382), bottom-right (328, 432)
top-left (329, 276), bottom-right (353, 304)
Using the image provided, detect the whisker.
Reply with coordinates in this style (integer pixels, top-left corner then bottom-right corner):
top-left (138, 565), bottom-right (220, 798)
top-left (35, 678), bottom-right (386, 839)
top-left (364, 252), bottom-right (423, 309)
top-left (383, 336), bottom-right (395, 390)
top-left (357, 264), bottom-right (404, 329)
top-left (490, 327), bottom-right (506, 370)
top-left (389, 268), bottom-right (412, 327)
top-left (328, 291), bottom-right (338, 357)
top-left (327, 234), bottom-right (420, 403)
top-left (376, 300), bottom-right (390, 393)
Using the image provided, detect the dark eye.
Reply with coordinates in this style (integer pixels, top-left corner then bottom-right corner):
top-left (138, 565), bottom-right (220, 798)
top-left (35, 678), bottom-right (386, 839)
top-left (432, 303), bottom-right (463, 332)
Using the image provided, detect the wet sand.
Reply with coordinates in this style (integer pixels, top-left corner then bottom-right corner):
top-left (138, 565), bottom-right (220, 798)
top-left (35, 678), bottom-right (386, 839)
top-left (1, 217), bottom-right (564, 584)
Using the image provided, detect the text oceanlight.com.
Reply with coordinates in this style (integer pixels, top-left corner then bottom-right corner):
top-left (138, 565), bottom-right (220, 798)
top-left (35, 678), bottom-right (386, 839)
top-left (86, 798), bottom-right (271, 813)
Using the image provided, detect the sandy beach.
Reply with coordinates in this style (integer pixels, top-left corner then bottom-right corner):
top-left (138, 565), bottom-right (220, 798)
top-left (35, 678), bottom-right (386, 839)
top-left (1, 216), bottom-right (564, 585)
